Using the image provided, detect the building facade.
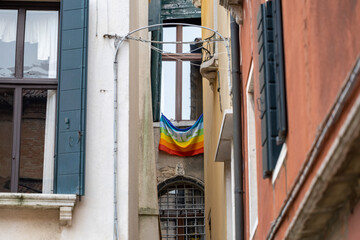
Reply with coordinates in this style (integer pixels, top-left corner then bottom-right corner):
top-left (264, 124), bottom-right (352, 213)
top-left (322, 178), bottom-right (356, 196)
top-left (200, 1), bottom-right (234, 240)
top-left (0, 0), bottom-right (160, 239)
top-left (202, 0), bottom-right (360, 240)
top-left (149, 1), bottom-right (206, 239)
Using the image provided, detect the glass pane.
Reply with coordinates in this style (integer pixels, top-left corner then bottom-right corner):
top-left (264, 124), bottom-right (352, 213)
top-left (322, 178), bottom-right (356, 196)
top-left (19, 89), bottom-right (48, 193)
top-left (163, 27), bottom-right (176, 53)
top-left (182, 62), bottom-right (191, 120)
top-left (0, 89), bottom-right (14, 192)
top-left (183, 26), bottom-right (201, 53)
top-left (24, 10), bottom-right (59, 78)
top-left (161, 61), bottom-right (176, 120)
top-left (182, 61), bottom-right (203, 121)
top-left (0, 10), bottom-right (18, 78)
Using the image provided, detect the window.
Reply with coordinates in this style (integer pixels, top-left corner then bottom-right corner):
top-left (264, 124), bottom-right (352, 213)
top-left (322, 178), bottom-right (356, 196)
top-left (161, 25), bottom-right (203, 121)
top-left (0, 0), bottom-right (88, 195)
top-left (0, 4), bottom-right (59, 193)
top-left (158, 177), bottom-right (205, 240)
top-left (257, 0), bottom-right (287, 178)
top-left (246, 64), bottom-right (258, 239)
top-left (149, 0), bottom-right (202, 122)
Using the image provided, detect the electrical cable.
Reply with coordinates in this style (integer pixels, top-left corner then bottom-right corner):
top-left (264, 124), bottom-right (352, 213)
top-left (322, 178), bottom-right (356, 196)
top-left (148, 43), bottom-right (229, 71)
top-left (126, 35), bottom-right (226, 45)
top-left (105, 23), bottom-right (232, 240)
top-left (112, 36), bottom-right (127, 240)
top-left (104, 22), bottom-right (233, 95)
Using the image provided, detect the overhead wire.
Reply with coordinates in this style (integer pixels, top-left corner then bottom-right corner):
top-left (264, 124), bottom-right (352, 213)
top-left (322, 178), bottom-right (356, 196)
top-left (105, 22), bottom-right (232, 94)
top-left (126, 35), bottom-right (226, 45)
top-left (106, 23), bottom-right (232, 239)
top-left (147, 42), bottom-right (229, 71)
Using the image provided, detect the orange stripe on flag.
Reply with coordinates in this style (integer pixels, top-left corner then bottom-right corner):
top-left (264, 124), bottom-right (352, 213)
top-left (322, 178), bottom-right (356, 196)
top-left (158, 144), bottom-right (204, 157)
top-left (159, 138), bottom-right (204, 152)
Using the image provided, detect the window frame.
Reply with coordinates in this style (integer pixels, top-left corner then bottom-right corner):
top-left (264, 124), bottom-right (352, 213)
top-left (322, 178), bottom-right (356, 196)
top-left (246, 63), bottom-right (258, 239)
top-left (161, 24), bottom-right (202, 121)
top-left (0, 2), bottom-right (60, 84)
top-left (0, 2), bottom-right (60, 193)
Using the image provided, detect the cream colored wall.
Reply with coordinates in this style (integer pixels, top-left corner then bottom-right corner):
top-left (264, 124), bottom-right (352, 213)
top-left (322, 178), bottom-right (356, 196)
top-left (62, 0), bottom-right (132, 239)
top-left (130, 0), bottom-right (161, 239)
top-left (0, 209), bottom-right (60, 240)
top-left (0, 0), bottom-right (154, 239)
top-left (202, 1), bottom-right (232, 240)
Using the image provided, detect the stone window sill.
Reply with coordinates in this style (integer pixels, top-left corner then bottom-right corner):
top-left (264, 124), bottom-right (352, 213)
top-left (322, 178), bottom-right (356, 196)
top-left (0, 193), bottom-right (77, 226)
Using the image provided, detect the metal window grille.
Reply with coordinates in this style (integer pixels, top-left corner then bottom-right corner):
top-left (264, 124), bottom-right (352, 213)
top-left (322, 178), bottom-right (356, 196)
top-left (158, 182), bottom-right (205, 240)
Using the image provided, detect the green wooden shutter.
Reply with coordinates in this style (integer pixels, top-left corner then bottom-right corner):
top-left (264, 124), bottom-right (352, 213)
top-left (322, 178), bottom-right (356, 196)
top-left (149, 0), bottom-right (161, 30)
top-left (149, 0), bottom-right (162, 122)
top-left (160, 0), bottom-right (201, 21)
top-left (257, 4), bottom-right (269, 177)
top-left (257, 1), bottom-right (282, 178)
top-left (150, 29), bottom-right (163, 122)
top-left (54, 0), bottom-right (88, 195)
top-left (273, 0), bottom-right (287, 144)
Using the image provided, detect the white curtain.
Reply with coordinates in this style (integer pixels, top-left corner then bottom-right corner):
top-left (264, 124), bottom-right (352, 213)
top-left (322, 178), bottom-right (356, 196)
top-left (0, 10), bottom-right (17, 43)
top-left (25, 11), bottom-right (59, 78)
top-left (43, 90), bottom-right (57, 194)
top-left (0, 10), bottom-right (58, 78)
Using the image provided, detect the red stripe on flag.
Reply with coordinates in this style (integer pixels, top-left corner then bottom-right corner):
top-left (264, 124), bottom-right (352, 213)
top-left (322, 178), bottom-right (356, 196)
top-left (159, 144), bottom-right (204, 157)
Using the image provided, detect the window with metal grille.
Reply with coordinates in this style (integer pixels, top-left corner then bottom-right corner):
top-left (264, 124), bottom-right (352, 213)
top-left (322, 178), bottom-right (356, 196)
top-left (158, 179), bottom-right (205, 240)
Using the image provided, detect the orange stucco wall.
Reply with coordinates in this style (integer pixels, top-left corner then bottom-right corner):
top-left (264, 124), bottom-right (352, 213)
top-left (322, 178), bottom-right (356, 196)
top-left (240, 0), bottom-right (360, 239)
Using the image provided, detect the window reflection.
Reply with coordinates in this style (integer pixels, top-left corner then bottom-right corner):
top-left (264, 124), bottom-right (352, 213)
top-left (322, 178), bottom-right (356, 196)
top-left (161, 61), bottom-right (176, 120)
top-left (19, 89), bottom-right (48, 193)
top-left (0, 10), bottom-right (18, 77)
top-left (24, 10), bottom-right (59, 78)
top-left (183, 27), bottom-right (201, 53)
top-left (0, 89), bottom-right (14, 192)
top-left (163, 27), bottom-right (176, 53)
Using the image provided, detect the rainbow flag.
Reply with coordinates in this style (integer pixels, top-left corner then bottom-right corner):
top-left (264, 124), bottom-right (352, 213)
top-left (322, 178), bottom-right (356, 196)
top-left (159, 114), bottom-right (204, 157)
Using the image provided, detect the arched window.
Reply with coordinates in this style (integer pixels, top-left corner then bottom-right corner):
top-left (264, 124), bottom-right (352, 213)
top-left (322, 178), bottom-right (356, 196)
top-left (158, 176), bottom-right (205, 240)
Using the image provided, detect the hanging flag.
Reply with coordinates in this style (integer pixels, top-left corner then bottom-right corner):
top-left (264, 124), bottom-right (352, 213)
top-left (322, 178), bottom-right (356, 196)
top-left (159, 114), bottom-right (204, 157)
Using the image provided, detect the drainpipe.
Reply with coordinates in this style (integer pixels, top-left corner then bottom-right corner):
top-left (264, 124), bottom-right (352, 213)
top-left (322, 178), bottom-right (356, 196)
top-left (231, 16), bottom-right (244, 240)
top-left (113, 35), bottom-right (127, 240)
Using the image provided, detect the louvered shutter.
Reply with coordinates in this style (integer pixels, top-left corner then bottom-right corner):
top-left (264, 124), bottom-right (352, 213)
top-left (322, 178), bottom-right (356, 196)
top-left (257, 1), bottom-right (282, 178)
top-left (257, 4), bottom-right (268, 177)
top-left (54, 0), bottom-right (88, 195)
top-left (273, 0), bottom-right (287, 144)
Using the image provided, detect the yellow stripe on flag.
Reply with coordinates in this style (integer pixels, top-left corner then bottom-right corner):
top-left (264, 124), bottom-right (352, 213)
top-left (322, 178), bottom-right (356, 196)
top-left (160, 132), bottom-right (204, 148)
top-left (159, 138), bottom-right (204, 152)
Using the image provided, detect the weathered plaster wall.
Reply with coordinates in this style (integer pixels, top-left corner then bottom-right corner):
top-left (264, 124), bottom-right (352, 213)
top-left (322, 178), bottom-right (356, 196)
top-left (132, 0), bottom-right (161, 238)
top-left (347, 202), bottom-right (360, 240)
top-left (0, 0), bottom-right (148, 239)
top-left (201, 0), bottom-right (232, 240)
top-left (320, 202), bottom-right (360, 240)
top-left (154, 126), bottom-right (204, 184)
top-left (0, 209), bottom-right (60, 240)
